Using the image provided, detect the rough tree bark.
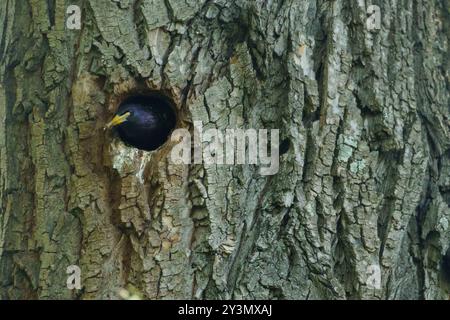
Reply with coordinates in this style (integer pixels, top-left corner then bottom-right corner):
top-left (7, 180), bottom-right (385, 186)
top-left (0, 0), bottom-right (449, 300)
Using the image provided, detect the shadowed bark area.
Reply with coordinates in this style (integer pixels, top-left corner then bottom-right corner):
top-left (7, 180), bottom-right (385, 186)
top-left (0, 0), bottom-right (449, 299)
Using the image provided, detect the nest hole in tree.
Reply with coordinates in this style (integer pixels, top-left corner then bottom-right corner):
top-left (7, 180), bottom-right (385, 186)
top-left (109, 93), bottom-right (177, 151)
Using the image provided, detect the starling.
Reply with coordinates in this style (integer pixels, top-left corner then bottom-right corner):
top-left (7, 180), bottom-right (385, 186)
top-left (106, 95), bottom-right (176, 151)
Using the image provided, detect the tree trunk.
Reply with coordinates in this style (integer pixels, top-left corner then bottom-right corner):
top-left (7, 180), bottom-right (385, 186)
top-left (0, 0), bottom-right (449, 300)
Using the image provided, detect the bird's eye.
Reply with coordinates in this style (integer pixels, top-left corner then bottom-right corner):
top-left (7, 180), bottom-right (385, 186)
top-left (121, 111), bottom-right (132, 118)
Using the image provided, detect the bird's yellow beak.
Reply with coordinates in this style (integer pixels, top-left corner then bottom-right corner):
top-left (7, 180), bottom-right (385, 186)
top-left (105, 112), bottom-right (131, 129)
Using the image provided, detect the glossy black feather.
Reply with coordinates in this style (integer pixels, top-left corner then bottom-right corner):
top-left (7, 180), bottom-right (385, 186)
top-left (114, 95), bottom-right (176, 151)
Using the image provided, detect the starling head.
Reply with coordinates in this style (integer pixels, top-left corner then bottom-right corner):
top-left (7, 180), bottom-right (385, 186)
top-left (106, 95), bottom-right (176, 151)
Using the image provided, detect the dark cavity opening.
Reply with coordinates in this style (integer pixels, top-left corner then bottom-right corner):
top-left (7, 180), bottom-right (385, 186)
top-left (442, 248), bottom-right (450, 283)
top-left (279, 138), bottom-right (291, 155)
top-left (113, 94), bottom-right (176, 151)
